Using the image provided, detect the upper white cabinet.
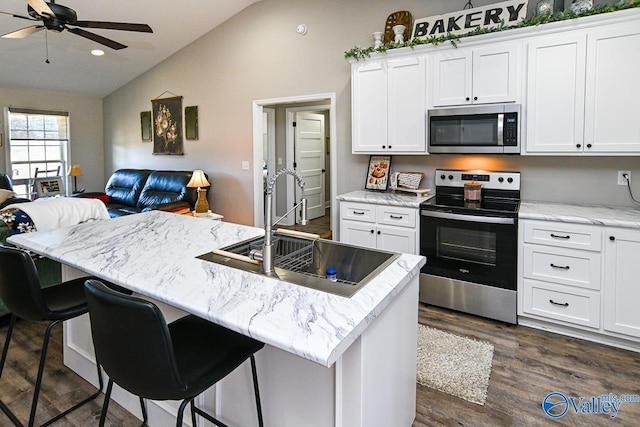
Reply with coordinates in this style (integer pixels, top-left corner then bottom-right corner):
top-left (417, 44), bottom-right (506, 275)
top-left (525, 20), bottom-right (640, 154)
top-left (525, 33), bottom-right (587, 153)
top-left (584, 22), bottom-right (640, 153)
top-left (431, 42), bottom-right (520, 107)
top-left (351, 56), bottom-right (426, 154)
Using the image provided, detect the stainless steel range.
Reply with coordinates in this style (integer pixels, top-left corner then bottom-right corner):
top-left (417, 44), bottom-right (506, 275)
top-left (419, 170), bottom-right (520, 324)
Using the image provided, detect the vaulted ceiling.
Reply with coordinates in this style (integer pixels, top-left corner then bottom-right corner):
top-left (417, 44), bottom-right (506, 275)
top-left (0, 0), bottom-right (262, 97)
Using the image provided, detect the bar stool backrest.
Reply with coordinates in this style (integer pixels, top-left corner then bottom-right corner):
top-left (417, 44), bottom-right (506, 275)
top-left (84, 280), bottom-right (186, 400)
top-left (0, 246), bottom-right (50, 321)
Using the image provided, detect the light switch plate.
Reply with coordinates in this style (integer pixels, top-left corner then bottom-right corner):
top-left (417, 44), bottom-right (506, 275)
top-left (242, 161), bottom-right (250, 170)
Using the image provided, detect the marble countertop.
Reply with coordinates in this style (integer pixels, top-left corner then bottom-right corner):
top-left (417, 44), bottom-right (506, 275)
top-left (337, 190), bottom-right (433, 208)
top-left (8, 211), bottom-right (425, 367)
top-left (520, 201), bottom-right (640, 229)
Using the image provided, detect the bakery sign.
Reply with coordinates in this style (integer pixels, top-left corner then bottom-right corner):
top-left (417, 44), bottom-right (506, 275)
top-left (412, 0), bottom-right (528, 40)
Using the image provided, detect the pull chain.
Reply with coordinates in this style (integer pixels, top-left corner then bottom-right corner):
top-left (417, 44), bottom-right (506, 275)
top-left (45, 29), bottom-right (50, 64)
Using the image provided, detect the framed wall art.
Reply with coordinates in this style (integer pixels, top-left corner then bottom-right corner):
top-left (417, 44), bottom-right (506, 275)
top-left (140, 111), bottom-right (152, 141)
top-left (151, 94), bottom-right (184, 155)
top-left (365, 155), bottom-right (391, 191)
top-left (185, 106), bottom-right (198, 140)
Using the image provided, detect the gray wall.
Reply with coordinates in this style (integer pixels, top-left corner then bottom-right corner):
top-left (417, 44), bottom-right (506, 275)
top-left (0, 86), bottom-right (105, 193)
top-left (103, 0), bottom-right (639, 228)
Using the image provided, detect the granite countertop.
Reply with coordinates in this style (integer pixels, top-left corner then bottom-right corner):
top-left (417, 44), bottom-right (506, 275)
top-left (520, 201), bottom-right (640, 229)
top-left (337, 190), bottom-right (433, 208)
top-left (8, 210), bottom-right (425, 367)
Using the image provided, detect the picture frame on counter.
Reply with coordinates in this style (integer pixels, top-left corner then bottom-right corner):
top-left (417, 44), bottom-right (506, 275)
top-left (365, 155), bottom-right (391, 191)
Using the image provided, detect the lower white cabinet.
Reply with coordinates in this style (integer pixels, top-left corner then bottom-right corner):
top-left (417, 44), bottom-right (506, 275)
top-left (340, 201), bottom-right (418, 255)
top-left (518, 219), bottom-right (640, 350)
top-left (603, 227), bottom-right (640, 339)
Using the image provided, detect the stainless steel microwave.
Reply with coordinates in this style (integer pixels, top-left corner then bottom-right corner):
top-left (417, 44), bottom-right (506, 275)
top-left (428, 104), bottom-right (521, 154)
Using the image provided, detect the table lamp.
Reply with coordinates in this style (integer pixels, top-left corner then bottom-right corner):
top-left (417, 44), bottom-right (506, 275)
top-left (68, 164), bottom-right (83, 194)
top-left (186, 170), bottom-right (210, 217)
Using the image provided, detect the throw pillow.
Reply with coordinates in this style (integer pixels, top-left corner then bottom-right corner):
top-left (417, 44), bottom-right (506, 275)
top-left (0, 189), bottom-right (16, 204)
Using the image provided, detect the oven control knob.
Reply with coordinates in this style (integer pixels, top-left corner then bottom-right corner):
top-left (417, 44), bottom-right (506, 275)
top-left (498, 177), bottom-right (504, 183)
top-left (448, 175), bottom-right (453, 180)
top-left (440, 174), bottom-right (445, 180)
top-left (507, 177), bottom-right (513, 183)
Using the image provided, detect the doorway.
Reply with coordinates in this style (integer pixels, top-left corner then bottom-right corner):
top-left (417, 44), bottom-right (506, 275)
top-left (252, 94), bottom-right (337, 238)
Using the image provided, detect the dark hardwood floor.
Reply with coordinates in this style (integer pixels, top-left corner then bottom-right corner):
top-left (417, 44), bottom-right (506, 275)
top-left (415, 305), bottom-right (640, 426)
top-left (277, 208), bottom-right (331, 239)
top-left (1, 304), bottom-right (639, 426)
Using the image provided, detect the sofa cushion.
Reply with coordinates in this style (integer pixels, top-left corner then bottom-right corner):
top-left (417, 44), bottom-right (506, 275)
top-left (136, 171), bottom-right (198, 210)
top-left (105, 169), bottom-right (151, 206)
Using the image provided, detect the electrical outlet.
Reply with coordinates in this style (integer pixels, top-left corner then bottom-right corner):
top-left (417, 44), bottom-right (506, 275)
top-left (618, 170), bottom-right (631, 186)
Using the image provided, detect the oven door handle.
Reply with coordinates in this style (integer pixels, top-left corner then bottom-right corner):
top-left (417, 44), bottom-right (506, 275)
top-left (421, 210), bottom-right (515, 224)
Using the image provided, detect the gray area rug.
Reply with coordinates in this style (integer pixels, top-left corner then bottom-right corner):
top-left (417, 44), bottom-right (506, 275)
top-left (416, 325), bottom-right (494, 405)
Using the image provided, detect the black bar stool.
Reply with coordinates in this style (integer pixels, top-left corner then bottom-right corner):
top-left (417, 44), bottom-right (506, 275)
top-left (0, 246), bottom-right (105, 427)
top-left (83, 279), bottom-right (265, 427)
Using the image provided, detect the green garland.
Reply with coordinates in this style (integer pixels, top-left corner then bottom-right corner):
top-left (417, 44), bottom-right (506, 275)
top-left (345, 0), bottom-right (640, 60)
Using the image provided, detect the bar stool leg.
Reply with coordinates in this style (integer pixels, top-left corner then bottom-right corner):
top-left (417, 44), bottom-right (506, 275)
top-left (250, 355), bottom-right (264, 427)
top-left (0, 315), bottom-right (21, 426)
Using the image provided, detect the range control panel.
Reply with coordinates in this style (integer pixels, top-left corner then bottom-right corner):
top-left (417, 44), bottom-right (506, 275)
top-left (435, 169), bottom-right (520, 191)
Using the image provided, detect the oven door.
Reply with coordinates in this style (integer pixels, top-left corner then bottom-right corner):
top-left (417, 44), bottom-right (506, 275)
top-left (420, 209), bottom-right (517, 290)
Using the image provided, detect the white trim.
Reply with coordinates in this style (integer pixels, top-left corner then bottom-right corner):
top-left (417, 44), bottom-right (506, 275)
top-left (252, 93), bottom-right (337, 236)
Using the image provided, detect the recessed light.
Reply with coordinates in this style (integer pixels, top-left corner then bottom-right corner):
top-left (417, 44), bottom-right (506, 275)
top-left (91, 49), bottom-right (104, 56)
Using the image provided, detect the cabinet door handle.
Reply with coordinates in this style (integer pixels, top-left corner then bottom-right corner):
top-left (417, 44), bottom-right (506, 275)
top-left (389, 215), bottom-right (403, 220)
top-left (549, 299), bottom-right (569, 307)
top-left (610, 236), bottom-right (616, 241)
top-left (586, 143), bottom-right (592, 148)
top-left (550, 233), bottom-right (570, 240)
top-left (473, 96), bottom-right (478, 101)
top-left (576, 144), bottom-right (582, 148)
top-left (465, 97), bottom-right (470, 101)
top-left (353, 211), bottom-right (365, 215)
top-left (550, 263), bottom-right (570, 270)
top-left (370, 229), bottom-right (374, 234)
top-left (377, 230), bottom-right (381, 235)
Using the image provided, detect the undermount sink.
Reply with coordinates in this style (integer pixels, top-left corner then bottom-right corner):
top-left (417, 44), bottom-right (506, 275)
top-left (197, 234), bottom-right (400, 298)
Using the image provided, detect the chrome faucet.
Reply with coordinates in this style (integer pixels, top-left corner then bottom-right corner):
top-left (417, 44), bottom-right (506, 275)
top-left (252, 168), bottom-right (308, 275)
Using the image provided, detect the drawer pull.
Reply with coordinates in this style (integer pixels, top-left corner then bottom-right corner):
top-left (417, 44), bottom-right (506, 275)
top-left (389, 215), bottom-right (404, 220)
top-left (353, 211), bottom-right (365, 215)
top-left (550, 263), bottom-right (570, 270)
top-left (550, 233), bottom-right (570, 240)
top-left (549, 299), bottom-right (569, 307)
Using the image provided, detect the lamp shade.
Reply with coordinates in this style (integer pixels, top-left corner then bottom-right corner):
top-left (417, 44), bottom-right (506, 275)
top-left (187, 169), bottom-right (210, 188)
top-left (68, 164), bottom-right (83, 177)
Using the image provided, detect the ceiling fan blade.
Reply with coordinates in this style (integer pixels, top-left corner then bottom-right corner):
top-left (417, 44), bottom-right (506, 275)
top-left (74, 21), bottom-right (153, 33)
top-left (67, 27), bottom-right (127, 50)
top-left (2, 25), bottom-right (44, 39)
top-left (0, 10), bottom-right (37, 21)
top-left (25, 0), bottom-right (55, 17)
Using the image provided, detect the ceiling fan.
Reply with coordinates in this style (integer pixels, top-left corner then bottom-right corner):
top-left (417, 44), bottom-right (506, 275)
top-left (0, 0), bottom-right (153, 50)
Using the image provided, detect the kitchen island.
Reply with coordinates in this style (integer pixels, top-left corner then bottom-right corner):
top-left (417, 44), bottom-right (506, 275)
top-left (8, 210), bottom-right (425, 427)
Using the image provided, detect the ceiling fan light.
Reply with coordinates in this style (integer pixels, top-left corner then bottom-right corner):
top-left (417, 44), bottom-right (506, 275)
top-left (91, 49), bottom-right (104, 56)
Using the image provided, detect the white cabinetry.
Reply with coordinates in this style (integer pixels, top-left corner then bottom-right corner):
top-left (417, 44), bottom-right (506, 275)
top-left (603, 228), bottom-right (640, 339)
top-left (351, 56), bottom-right (426, 153)
top-left (431, 42), bottom-right (520, 107)
top-left (340, 201), bottom-right (418, 255)
top-left (520, 220), bottom-right (602, 329)
top-left (524, 21), bottom-right (640, 154)
top-left (519, 219), bottom-right (640, 350)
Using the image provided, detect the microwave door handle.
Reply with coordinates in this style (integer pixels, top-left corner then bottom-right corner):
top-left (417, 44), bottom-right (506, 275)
top-left (421, 210), bottom-right (515, 225)
top-left (497, 113), bottom-right (504, 146)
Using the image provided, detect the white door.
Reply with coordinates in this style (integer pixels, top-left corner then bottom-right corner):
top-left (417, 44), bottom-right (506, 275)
top-left (295, 112), bottom-right (326, 220)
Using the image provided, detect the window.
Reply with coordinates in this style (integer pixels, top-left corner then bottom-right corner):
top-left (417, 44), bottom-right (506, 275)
top-left (7, 108), bottom-right (69, 199)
